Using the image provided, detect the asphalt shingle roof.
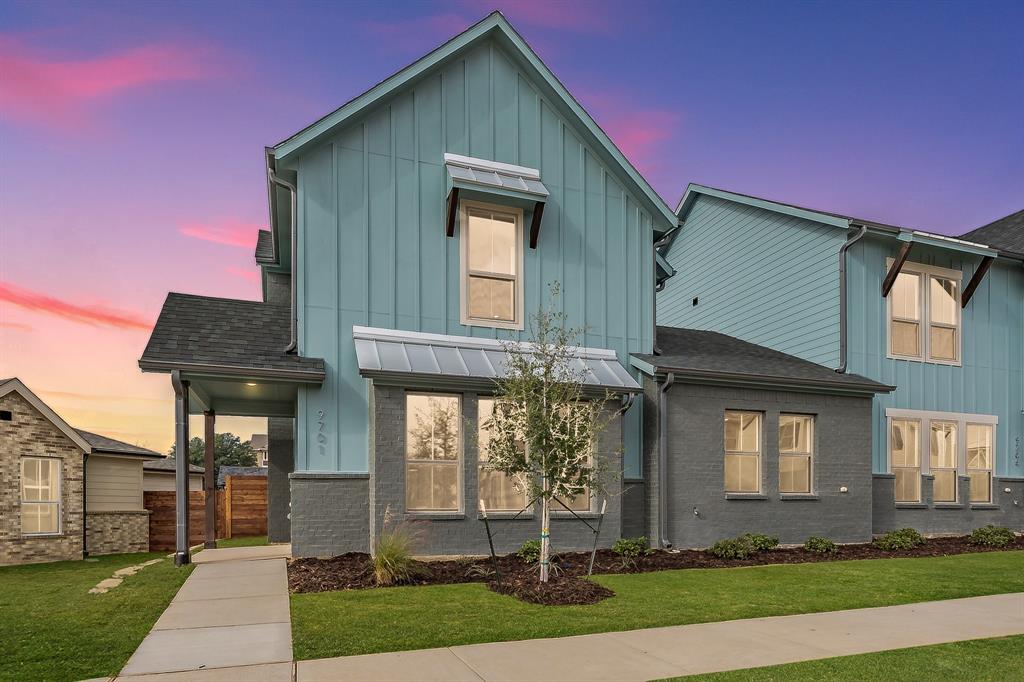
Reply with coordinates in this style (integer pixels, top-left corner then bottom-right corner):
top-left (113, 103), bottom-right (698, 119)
top-left (144, 457), bottom-right (204, 474)
top-left (139, 293), bottom-right (325, 378)
top-left (217, 465), bottom-right (267, 487)
top-left (960, 209), bottom-right (1024, 257)
top-left (634, 327), bottom-right (893, 394)
top-left (255, 230), bottom-right (276, 264)
top-left (76, 429), bottom-right (161, 458)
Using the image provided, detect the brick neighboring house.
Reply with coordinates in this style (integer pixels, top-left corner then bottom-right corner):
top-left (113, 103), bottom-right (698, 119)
top-left (0, 378), bottom-right (161, 566)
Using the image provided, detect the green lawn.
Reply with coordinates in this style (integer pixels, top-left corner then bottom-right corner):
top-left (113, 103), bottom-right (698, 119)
top-left (669, 634), bottom-right (1024, 681)
top-left (0, 552), bottom-right (192, 682)
top-left (216, 535), bottom-right (269, 548)
top-left (291, 551), bottom-right (1024, 660)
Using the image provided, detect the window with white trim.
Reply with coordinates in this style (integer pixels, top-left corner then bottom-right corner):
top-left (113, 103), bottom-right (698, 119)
top-left (887, 262), bottom-right (961, 364)
top-left (891, 419), bottom-right (921, 503)
top-left (966, 424), bottom-right (993, 504)
top-left (405, 393), bottom-right (461, 512)
top-left (725, 411), bottom-right (761, 493)
top-left (461, 201), bottom-right (523, 329)
top-left (929, 421), bottom-right (958, 503)
top-left (779, 414), bottom-right (813, 494)
top-left (477, 397), bottom-right (528, 513)
top-left (21, 457), bottom-right (61, 535)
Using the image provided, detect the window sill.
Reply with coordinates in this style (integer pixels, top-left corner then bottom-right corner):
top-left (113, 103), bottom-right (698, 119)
top-left (970, 504), bottom-right (1000, 510)
top-left (933, 503), bottom-right (965, 509)
top-left (405, 512), bottom-right (465, 520)
top-left (478, 513), bottom-right (533, 521)
top-left (886, 354), bottom-right (962, 368)
top-left (779, 494), bottom-right (819, 501)
top-left (22, 533), bottom-right (63, 538)
top-left (551, 511), bottom-right (601, 519)
top-left (724, 493), bottom-right (767, 501)
top-left (894, 503), bottom-right (927, 509)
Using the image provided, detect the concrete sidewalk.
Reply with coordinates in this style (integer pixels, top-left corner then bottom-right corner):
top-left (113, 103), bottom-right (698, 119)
top-left (294, 593), bottom-right (1024, 682)
top-left (118, 545), bottom-right (293, 681)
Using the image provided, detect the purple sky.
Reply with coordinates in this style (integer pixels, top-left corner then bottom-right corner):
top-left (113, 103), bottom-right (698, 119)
top-left (1, 0), bottom-right (1022, 450)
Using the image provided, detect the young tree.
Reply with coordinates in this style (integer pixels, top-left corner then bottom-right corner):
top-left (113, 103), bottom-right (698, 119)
top-left (482, 284), bottom-right (613, 582)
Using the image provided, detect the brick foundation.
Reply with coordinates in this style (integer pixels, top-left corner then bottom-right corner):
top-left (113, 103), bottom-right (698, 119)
top-left (85, 510), bottom-right (150, 555)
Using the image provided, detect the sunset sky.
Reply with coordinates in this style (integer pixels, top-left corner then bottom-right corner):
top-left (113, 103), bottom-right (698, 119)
top-left (1, 0), bottom-right (1022, 452)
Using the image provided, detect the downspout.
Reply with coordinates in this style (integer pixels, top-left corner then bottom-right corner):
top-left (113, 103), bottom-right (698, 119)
top-left (658, 372), bottom-right (675, 548)
top-left (836, 224), bottom-right (868, 373)
top-left (82, 451), bottom-right (88, 558)
top-left (268, 169), bottom-right (298, 353)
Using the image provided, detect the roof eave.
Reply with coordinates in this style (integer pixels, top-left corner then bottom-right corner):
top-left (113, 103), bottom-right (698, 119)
top-left (137, 359), bottom-right (325, 384)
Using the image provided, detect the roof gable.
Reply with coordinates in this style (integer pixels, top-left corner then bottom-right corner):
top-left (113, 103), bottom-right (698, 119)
top-left (0, 378), bottom-right (93, 452)
top-left (272, 11), bottom-right (676, 229)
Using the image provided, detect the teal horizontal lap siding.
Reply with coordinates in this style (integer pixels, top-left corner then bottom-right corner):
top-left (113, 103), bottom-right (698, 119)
top-left (294, 39), bottom-right (663, 474)
top-left (846, 234), bottom-right (1024, 477)
top-left (658, 195), bottom-right (844, 368)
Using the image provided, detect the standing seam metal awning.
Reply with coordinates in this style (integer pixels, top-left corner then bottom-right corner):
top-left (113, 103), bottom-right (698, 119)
top-left (353, 326), bottom-right (641, 393)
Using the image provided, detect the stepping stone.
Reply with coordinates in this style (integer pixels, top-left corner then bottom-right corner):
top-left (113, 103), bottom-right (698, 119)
top-left (89, 578), bottom-right (123, 594)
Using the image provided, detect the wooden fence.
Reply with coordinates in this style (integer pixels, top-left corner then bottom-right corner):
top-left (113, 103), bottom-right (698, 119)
top-left (145, 475), bottom-right (267, 551)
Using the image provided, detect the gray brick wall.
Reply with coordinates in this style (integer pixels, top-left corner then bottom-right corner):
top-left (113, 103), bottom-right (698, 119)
top-left (873, 474), bottom-right (1023, 534)
top-left (645, 379), bottom-right (875, 548)
top-left (620, 481), bottom-right (646, 539)
top-left (267, 417), bottom-right (294, 543)
top-left (289, 473), bottom-right (369, 557)
top-left (264, 272), bottom-right (291, 307)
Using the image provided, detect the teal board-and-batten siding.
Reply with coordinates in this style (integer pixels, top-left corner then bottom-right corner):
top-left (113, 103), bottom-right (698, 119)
top-left (294, 39), bottom-right (663, 475)
top-left (658, 194), bottom-right (845, 368)
top-left (846, 235), bottom-right (1024, 478)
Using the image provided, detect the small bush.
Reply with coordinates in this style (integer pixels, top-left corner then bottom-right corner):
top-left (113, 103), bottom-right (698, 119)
top-left (742, 533), bottom-right (780, 552)
top-left (517, 539), bottom-right (541, 564)
top-left (804, 536), bottom-right (838, 554)
top-left (970, 525), bottom-right (1016, 548)
top-left (709, 536), bottom-right (758, 560)
top-left (873, 527), bottom-right (925, 551)
top-left (613, 536), bottom-right (654, 560)
top-left (373, 525), bottom-right (419, 586)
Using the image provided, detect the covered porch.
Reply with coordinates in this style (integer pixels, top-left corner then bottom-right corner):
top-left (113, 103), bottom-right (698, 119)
top-left (139, 293), bottom-right (324, 565)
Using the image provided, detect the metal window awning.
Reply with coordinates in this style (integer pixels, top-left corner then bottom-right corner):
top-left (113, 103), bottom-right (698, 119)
top-left (881, 230), bottom-right (999, 307)
top-left (353, 326), bottom-right (641, 393)
top-left (444, 153), bottom-right (549, 248)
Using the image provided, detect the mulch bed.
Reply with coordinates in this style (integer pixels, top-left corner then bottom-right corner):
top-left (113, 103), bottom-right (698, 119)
top-left (288, 534), bottom-right (1024, 605)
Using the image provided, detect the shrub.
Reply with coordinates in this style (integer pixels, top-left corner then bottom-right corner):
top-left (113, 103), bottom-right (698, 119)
top-left (804, 536), bottom-right (838, 554)
top-left (709, 536), bottom-right (758, 560)
top-left (873, 527), bottom-right (925, 551)
top-left (517, 539), bottom-right (541, 564)
top-left (742, 533), bottom-right (780, 552)
top-left (613, 536), bottom-right (654, 560)
top-left (373, 525), bottom-right (419, 586)
top-left (970, 525), bottom-right (1016, 548)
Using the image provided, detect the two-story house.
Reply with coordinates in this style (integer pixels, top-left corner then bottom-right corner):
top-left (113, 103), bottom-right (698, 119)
top-left (650, 185), bottom-right (1022, 544)
top-left (140, 12), bottom-right (675, 562)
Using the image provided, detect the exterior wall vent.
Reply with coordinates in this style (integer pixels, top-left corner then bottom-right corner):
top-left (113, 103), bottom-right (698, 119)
top-left (0, 410), bottom-right (12, 421)
top-left (692, 297), bottom-right (699, 307)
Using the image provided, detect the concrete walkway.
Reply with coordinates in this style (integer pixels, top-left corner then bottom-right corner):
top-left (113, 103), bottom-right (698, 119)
top-left (294, 593), bottom-right (1024, 682)
top-left (118, 545), bottom-right (293, 681)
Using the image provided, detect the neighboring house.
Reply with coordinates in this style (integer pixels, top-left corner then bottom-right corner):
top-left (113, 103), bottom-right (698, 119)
top-left (139, 12), bottom-right (671, 560)
top-left (1, 378), bottom-right (160, 565)
top-left (250, 434), bottom-right (269, 467)
top-left (216, 466), bottom-right (267, 488)
top-left (143, 457), bottom-right (204, 492)
top-left (656, 185), bottom-right (1023, 537)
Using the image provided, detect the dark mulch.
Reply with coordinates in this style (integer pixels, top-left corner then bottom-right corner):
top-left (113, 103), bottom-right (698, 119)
top-left (489, 571), bottom-right (615, 605)
top-left (288, 534), bottom-right (1024, 601)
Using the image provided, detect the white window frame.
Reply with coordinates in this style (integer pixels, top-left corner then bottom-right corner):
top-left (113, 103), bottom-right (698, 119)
top-left (889, 417), bottom-right (922, 503)
top-left (459, 199), bottom-right (525, 331)
top-left (885, 259), bottom-right (962, 366)
top-left (724, 411), bottom-right (762, 494)
top-left (929, 420), bottom-right (959, 503)
top-left (966, 422), bottom-right (995, 504)
top-left (21, 456), bottom-right (62, 536)
top-left (779, 414), bottom-right (814, 495)
top-left (405, 392), bottom-right (464, 514)
top-left (886, 408), bottom-right (998, 506)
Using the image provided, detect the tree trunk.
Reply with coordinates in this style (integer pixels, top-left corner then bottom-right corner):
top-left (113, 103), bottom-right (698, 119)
top-left (540, 476), bottom-right (550, 583)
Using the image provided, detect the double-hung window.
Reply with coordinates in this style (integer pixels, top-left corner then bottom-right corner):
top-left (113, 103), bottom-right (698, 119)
top-left (724, 411), bottom-right (761, 493)
top-left (929, 421), bottom-right (958, 503)
top-left (966, 424), bottom-right (994, 504)
top-left (461, 202), bottom-right (523, 330)
top-left (890, 418), bottom-right (921, 503)
top-left (888, 262), bottom-right (961, 364)
top-left (21, 457), bottom-right (61, 535)
top-left (779, 415), bottom-right (813, 494)
top-left (405, 393), bottom-right (461, 512)
top-left (477, 397), bottom-right (528, 513)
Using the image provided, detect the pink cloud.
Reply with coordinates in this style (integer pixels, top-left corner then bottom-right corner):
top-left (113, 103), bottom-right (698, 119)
top-left (226, 266), bottom-right (260, 284)
top-left (0, 34), bottom-right (211, 130)
top-left (0, 320), bottom-right (33, 332)
top-left (179, 220), bottom-right (262, 248)
top-left (0, 281), bottom-right (152, 331)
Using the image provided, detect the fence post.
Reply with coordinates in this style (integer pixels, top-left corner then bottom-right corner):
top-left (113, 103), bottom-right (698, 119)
top-left (224, 475), bottom-right (233, 539)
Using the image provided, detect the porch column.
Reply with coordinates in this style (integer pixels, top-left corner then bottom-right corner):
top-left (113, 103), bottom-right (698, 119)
top-left (171, 370), bottom-right (191, 566)
top-left (204, 411), bottom-right (217, 549)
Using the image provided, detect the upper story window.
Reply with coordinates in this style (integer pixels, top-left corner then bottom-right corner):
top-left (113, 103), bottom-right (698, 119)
top-left (887, 261), bottom-right (961, 365)
top-left (21, 457), bottom-right (61, 535)
top-left (460, 201), bottom-right (524, 330)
